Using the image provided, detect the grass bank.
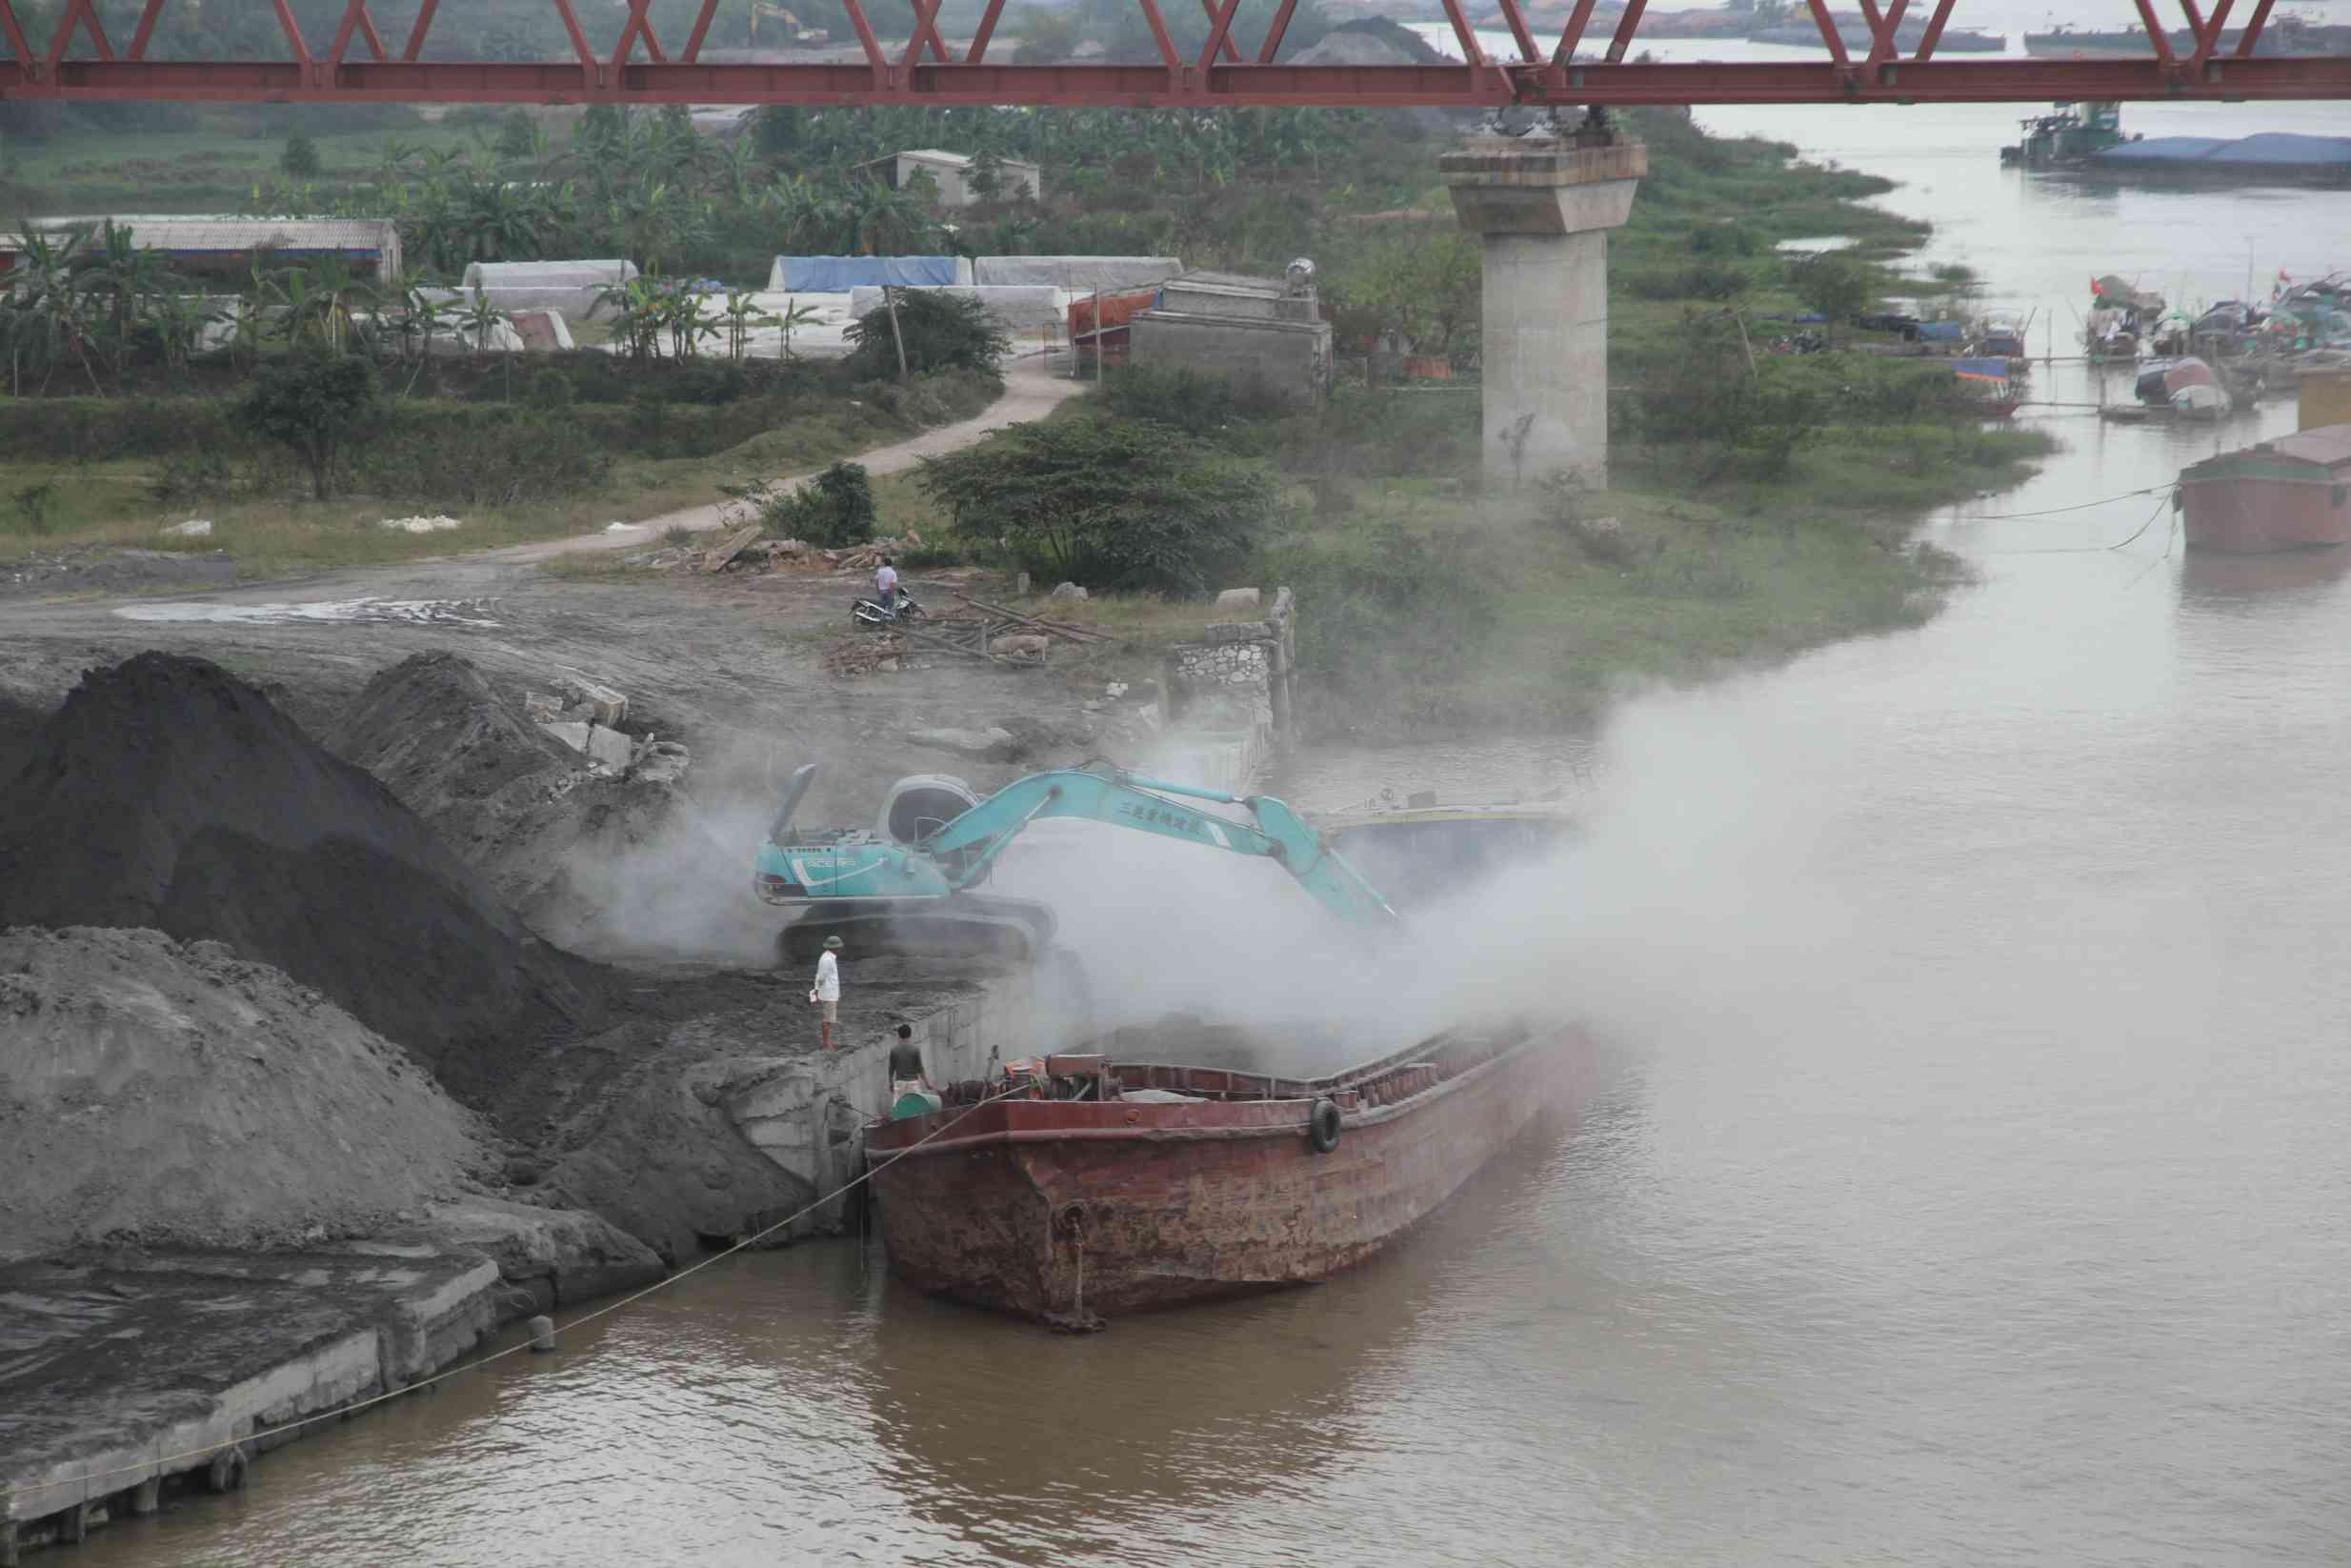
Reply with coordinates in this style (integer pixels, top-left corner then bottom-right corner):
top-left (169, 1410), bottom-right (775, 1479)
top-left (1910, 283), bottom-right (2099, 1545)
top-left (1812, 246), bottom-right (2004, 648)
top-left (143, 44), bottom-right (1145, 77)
top-left (0, 361), bottom-right (999, 576)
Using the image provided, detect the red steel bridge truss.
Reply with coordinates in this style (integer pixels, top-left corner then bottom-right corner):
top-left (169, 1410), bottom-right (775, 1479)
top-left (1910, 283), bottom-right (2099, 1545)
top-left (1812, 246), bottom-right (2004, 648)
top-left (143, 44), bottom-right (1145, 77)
top-left (0, 0), bottom-right (2344, 108)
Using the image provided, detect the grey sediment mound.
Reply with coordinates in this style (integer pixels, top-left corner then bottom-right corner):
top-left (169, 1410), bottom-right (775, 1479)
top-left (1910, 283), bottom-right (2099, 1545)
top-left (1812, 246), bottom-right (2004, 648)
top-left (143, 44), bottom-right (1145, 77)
top-left (0, 926), bottom-right (492, 1264)
top-left (327, 651), bottom-right (691, 937)
top-left (0, 652), bottom-right (610, 1092)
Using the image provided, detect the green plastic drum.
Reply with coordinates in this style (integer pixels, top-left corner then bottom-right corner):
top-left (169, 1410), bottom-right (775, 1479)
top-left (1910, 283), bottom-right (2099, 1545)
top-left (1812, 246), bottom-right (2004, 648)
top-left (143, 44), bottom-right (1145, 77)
top-left (891, 1088), bottom-right (943, 1120)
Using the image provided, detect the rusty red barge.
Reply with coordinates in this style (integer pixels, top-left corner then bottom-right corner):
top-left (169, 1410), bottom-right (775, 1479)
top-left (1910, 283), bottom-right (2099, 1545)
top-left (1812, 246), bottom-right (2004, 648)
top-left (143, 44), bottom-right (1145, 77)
top-left (864, 1022), bottom-right (1577, 1324)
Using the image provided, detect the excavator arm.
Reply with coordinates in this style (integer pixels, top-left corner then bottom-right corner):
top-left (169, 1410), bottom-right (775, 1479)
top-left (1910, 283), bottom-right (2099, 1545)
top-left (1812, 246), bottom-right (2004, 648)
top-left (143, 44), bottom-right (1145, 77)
top-left (920, 766), bottom-right (1397, 929)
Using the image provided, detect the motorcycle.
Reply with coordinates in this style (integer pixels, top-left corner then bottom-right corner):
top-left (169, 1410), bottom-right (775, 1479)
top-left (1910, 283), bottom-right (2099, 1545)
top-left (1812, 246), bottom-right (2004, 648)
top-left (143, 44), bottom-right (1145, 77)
top-left (852, 588), bottom-right (925, 629)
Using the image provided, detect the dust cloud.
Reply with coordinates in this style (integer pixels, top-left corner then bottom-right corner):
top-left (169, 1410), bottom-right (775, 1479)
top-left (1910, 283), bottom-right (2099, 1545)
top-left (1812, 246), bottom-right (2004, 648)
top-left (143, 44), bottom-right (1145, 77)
top-left (538, 742), bottom-right (793, 966)
top-left (540, 682), bottom-right (1859, 1075)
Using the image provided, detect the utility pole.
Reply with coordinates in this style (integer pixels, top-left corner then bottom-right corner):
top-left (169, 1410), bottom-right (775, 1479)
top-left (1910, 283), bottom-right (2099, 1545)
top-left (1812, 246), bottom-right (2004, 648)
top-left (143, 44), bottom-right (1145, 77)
top-left (883, 283), bottom-right (908, 382)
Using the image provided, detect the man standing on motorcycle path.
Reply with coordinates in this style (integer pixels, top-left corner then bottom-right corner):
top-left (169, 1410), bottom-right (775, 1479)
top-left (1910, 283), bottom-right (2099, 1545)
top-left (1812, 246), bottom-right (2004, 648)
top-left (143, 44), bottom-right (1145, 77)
top-left (874, 556), bottom-right (899, 618)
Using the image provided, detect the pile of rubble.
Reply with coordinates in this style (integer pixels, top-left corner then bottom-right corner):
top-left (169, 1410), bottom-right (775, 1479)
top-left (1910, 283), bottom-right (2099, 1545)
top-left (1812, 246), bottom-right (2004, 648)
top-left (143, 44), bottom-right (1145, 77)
top-left (524, 673), bottom-right (689, 782)
top-left (823, 590), bottom-right (1118, 679)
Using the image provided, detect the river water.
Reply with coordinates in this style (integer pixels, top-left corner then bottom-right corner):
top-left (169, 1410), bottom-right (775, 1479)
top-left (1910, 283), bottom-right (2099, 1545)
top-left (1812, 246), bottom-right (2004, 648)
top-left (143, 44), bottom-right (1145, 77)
top-left (77, 37), bottom-right (2351, 1568)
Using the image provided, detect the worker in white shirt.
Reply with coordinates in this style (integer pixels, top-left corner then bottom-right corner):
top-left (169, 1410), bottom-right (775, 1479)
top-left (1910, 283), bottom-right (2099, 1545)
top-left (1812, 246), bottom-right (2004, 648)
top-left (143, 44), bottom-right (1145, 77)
top-left (809, 934), bottom-right (843, 1050)
top-left (874, 556), bottom-right (899, 618)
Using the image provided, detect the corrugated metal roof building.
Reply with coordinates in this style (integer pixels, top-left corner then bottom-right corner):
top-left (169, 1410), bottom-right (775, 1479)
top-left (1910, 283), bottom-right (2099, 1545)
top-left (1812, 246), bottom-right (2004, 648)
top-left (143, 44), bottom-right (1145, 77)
top-left (0, 216), bottom-right (402, 280)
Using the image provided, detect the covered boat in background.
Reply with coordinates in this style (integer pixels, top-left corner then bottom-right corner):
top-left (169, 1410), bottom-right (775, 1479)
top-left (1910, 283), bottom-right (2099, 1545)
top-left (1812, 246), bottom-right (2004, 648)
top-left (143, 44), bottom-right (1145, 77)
top-left (1950, 356), bottom-right (2023, 418)
top-left (2179, 425), bottom-right (2351, 552)
top-left (2136, 356), bottom-right (2231, 417)
top-left (866, 1023), bottom-right (1581, 1324)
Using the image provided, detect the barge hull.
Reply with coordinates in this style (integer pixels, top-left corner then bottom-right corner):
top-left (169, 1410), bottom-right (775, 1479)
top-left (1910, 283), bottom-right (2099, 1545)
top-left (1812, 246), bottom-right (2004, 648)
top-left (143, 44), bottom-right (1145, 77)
top-left (869, 1027), bottom-right (1578, 1319)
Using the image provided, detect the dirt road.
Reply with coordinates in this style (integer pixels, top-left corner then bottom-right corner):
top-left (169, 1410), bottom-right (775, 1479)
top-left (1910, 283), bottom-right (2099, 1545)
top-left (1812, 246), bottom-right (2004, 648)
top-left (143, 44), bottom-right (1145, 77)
top-left (0, 360), bottom-right (1116, 829)
top-left (495, 356), bottom-right (1087, 562)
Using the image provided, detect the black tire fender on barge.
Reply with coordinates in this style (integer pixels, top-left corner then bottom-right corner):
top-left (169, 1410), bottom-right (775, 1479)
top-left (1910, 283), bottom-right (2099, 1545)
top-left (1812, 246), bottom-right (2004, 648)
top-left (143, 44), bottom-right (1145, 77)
top-left (1307, 1097), bottom-right (1343, 1154)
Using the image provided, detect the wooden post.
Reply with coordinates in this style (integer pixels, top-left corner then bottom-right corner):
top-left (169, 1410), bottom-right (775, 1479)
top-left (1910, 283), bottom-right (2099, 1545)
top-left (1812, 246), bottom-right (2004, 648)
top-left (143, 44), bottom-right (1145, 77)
top-left (883, 284), bottom-right (908, 382)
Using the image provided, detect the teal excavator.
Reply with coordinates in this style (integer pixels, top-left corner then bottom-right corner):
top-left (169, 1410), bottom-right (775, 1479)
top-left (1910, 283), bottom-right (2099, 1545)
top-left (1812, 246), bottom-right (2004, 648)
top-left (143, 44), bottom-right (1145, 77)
top-left (754, 762), bottom-right (1397, 960)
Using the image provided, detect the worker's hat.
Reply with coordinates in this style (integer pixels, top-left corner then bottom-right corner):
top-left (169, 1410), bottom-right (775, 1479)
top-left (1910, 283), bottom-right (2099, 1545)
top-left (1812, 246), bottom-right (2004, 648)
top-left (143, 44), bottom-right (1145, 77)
top-left (823, 935), bottom-right (844, 950)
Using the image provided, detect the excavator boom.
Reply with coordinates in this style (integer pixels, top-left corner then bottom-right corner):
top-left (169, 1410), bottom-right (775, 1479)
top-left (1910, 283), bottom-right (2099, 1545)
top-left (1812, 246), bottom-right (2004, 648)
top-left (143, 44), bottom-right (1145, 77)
top-left (921, 768), bottom-right (1397, 929)
top-left (754, 763), bottom-right (1396, 960)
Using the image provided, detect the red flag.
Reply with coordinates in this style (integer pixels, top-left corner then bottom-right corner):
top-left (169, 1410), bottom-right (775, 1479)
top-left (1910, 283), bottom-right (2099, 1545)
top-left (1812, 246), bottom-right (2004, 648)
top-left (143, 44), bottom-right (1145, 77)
top-left (2090, 274), bottom-right (2103, 296)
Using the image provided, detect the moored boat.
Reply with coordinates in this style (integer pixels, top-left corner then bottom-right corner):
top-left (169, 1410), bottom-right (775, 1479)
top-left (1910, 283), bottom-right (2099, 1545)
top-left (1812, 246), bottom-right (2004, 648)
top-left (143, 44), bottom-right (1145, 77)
top-left (2178, 424), bottom-right (2351, 552)
top-left (865, 1022), bottom-right (1579, 1324)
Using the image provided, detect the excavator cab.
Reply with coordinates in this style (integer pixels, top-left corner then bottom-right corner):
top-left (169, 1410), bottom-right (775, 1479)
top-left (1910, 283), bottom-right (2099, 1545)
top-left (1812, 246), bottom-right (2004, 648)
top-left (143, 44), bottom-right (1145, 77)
top-left (759, 764), bottom-right (1055, 963)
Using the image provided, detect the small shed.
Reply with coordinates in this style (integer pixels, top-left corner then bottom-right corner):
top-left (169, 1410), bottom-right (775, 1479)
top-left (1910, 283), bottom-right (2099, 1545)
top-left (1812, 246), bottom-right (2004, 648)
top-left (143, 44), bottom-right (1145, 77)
top-left (853, 150), bottom-right (1043, 209)
top-left (1130, 268), bottom-right (1332, 407)
top-left (0, 215), bottom-right (401, 281)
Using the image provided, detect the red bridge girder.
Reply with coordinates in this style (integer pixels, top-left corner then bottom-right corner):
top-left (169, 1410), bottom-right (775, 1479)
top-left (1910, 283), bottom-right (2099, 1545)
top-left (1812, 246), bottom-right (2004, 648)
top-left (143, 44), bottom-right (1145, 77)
top-left (0, 0), bottom-right (2343, 105)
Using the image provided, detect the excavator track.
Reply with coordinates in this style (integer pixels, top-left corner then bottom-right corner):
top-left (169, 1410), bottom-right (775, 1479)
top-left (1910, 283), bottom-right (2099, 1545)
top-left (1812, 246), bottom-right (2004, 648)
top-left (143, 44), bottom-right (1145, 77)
top-left (775, 895), bottom-right (1057, 964)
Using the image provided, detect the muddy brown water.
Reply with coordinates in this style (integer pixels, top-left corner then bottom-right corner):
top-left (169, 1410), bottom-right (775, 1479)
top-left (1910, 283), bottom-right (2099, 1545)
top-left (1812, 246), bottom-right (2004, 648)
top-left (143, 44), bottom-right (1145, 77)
top-left (43, 85), bottom-right (2351, 1568)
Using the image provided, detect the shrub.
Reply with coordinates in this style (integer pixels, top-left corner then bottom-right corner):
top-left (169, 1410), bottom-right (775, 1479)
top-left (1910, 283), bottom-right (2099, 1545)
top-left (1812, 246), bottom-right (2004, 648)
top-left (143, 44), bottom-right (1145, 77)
top-left (352, 408), bottom-right (613, 506)
top-left (11, 481), bottom-right (54, 534)
top-left (729, 460), bottom-right (877, 548)
top-left (1100, 363), bottom-right (1285, 449)
top-left (846, 291), bottom-right (1010, 380)
top-left (1268, 516), bottom-right (1494, 729)
top-left (526, 368), bottom-right (575, 410)
top-left (917, 415), bottom-right (1279, 594)
top-left (280, 133), bottom-right (321, 177)
top-left (236, 353), bottom-right (380, 499)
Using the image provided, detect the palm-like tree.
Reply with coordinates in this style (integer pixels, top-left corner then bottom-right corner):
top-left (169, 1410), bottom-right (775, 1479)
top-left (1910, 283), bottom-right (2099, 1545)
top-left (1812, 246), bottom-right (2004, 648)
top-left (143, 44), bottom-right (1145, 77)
top-left (720, 290), bottom-right (777, 361)
top-left (774, 296), bottom-right (820, 362)
top-left (83, 219), bottom-right (175, 376)
top-left (459, 287), bottom-right (514, 360)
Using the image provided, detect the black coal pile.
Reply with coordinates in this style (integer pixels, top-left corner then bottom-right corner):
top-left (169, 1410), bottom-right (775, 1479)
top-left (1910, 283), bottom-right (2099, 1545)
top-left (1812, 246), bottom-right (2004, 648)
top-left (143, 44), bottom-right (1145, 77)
top-left (0, 653), bottom-right (610, 1092)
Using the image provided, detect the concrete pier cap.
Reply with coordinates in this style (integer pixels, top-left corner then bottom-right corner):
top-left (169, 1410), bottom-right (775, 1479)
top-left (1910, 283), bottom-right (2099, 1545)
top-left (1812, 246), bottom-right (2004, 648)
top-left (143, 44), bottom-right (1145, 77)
top-left (1441, 134), bottom-right (1647, 491)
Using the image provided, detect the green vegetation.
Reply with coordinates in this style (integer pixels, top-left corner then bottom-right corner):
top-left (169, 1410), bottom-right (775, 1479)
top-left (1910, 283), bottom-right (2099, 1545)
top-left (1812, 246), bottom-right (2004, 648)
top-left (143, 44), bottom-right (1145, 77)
top-left (236, 352), bottom-right (379, 500)
top-left (919, 416), bottom-right (1282, 594)
top-left (0, 364), bottom-right (997, 572)
top-left (847, 291), bottom-right (1011, 380)
top-left (732, 460), bottom-right (879, 548)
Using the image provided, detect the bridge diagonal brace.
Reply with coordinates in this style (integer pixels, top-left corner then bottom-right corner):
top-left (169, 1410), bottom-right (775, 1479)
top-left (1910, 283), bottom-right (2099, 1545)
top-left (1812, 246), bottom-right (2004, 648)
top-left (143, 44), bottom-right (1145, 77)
top-left (325, 0), bottom-right (390, 68)
top-left (2128, 0), bottom-right (2179, 63)
top-left (1604, 0), bottom-right (1649, 64)
top-left (1493, 0), bottom-right (1540, 62)
top-left (2188, 0), bottom-right (2236, 71)
top-left (1256, 0), bottom-right (1300, 63)
top-left (271, 0), bottom-right (312, 64)
top-left (839, 0), bottom-right (890, 85)
top-left (0, 0), bottom-right (39, 70)
top-left (44, 0), bottom-right (114, 66)
top-left (2234, 0), bottom-right (2275, 57)
top-left (550, 0), bottom-right (602, 85)
top-left (681, 0), bottom-right (724, 63)
top-left (1551, 0), bottom-right (1600, 63)
top-left (612, 0), bottom-right (670, 68)
top-left (126, 0), bottom-right (169, 61)
top-left (1196, 0), bottom-right (1246, 70)
top-left (1801, 0), bottom-right (1852, 66)
top-left (1439, 0), bottom-right (1487, 66)
top-left (1910, 0), bottom-right (1957, 60)
top-left (966, 0), bottom-right (1010, 64)
top-left (1195, 0), bottom-right (1242, 63)
top-left (1134, 0), bottom-right (1184, 73)
top-left (900, 0), bottom-right (953, 69)
top-left (402, 0), bottom-right (440, 61)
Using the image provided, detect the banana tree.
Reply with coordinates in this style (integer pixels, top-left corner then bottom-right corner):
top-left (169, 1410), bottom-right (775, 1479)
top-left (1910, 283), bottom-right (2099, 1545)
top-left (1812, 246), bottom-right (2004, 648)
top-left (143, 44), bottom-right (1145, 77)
top-left (666, 287), bottom-right (720, 360)
top-left (775, 296), bottom-right (820, 362)
top-left (720, 290), bottom-right (778, 361)
top-left (458, 287), bottom-right (513, 361)
top-left (594, 271), bottom-right (670, 362)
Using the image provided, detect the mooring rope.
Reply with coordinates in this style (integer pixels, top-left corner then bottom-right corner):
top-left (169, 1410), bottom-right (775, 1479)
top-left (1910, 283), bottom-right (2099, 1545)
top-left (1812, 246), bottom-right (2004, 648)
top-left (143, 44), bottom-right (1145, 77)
top-left (0, 1084), bottom-right (1019, 1508)
top-left (1945, 482), bottom-right (2173, 523)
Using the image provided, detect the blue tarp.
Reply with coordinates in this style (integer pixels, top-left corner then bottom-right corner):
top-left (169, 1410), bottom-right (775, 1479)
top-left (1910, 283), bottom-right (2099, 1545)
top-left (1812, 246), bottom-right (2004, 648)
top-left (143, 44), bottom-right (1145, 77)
top-left (773, 255), bottom-right (963, 291)
top-left (2092, 132), bottom-right (2351, 170)
top-left (1947, 357), bottom-right (2012, 378)
top-left (1918, 321), bottom-right (1965, 341)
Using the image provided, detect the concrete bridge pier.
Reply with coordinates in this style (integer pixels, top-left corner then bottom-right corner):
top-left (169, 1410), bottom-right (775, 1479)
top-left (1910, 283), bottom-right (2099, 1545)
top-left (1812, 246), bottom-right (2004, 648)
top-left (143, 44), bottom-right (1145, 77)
top-left (1442, 132), bottom-right (1647, 491)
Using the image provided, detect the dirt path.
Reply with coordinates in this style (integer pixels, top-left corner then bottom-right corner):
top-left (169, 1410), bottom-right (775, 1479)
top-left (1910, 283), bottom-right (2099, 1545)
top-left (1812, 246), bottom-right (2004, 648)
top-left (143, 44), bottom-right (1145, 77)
top-left (492, 356), bottom-right (1087, 563)
top-left (0, 356), bottom-right (1129, 842)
